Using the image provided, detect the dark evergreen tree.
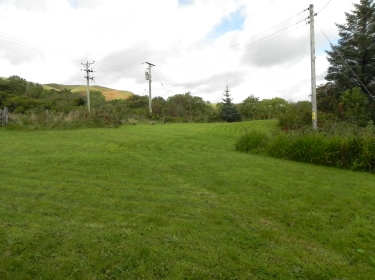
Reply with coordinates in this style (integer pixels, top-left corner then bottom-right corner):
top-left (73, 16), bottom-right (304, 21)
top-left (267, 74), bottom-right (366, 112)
top-left (325, 0), bottom-right (375, 120)
top-left (220, 86), bottom-right (241, 122)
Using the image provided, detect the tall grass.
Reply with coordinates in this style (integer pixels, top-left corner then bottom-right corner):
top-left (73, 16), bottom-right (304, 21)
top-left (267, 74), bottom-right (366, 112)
top-left (6, 109), bottom-right (122, 130)
top-left (236, 124), bottom-right (375, 172)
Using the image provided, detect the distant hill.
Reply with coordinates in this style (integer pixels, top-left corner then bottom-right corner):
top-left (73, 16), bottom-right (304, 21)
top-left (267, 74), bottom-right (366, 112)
top-left (44, 84), bottom-right (133, 101)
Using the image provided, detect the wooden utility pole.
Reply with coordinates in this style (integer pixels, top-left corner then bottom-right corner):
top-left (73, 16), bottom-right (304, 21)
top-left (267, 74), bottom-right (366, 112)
top-left (309, 4), bottom-right (318, 130)
top-left (81, 61), bottom-right (95, 112)
top-left (145, 62), bottom-right (155, 114)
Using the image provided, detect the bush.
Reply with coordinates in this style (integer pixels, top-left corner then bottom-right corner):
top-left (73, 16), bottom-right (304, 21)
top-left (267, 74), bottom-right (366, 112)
top-left (235, 131), bottom-right (269, 153)
top-left (6, 109), bottom-right (121, 130)
top-left (236, 125), bottom-right (375, 173)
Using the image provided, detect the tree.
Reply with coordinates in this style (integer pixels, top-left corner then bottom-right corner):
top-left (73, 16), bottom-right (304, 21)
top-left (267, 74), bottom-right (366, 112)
top-left (259, 97), bottom-right (288, 120)
top-left (325, 0), bottom-right (375, 119)
top-left (152, 96), bottom-right (166, 118)
top-left (0, 78), bottom-right (9, 107)
top-left (125, 94), bottom-right (149, 109)
top-left (25, 82), bottom-right (45, 99)
top-left (6, 75), bottom-right (27, 95)
top-left (164, 92), bottom-right (210, 122)
top-left (339, 87), bottom-right (369, 125)
top-left (278, 101), bottom-right (312, 130)
top-left (220, 86), bottom-right (241, 122)
top-left (240, 94), bottom-right (260, 120)
top-left (89, 90), bottom-right (106, 109)
top-left (316, 82), bottom-right (342, 114)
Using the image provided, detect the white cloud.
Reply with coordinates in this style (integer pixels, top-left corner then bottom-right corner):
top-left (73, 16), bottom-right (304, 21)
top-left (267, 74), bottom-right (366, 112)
top-left (0, 0), bottom-right (361, 103)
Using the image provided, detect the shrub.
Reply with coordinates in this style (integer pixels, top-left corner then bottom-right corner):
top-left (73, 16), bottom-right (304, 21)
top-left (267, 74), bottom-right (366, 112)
top-left (236, 126), bottom-right (375, 173)
top-left (235, 131), bottom-right (269, 153)
top-left (6, 109), bottom-right (121, 130)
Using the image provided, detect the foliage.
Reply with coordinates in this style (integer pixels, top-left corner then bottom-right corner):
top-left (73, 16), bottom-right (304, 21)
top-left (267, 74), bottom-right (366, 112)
top-left (324, 0), bottom-right (375, 121)
top-left (6, 75), bottom-right (27, 95)
top-left (165, 92), bottom-right (212, 122)
top-left (259, 97), bottom-right (289, 120)
top-left (316, 82), bottom-right (342, 114)
top-left (220, 86), bottom-right (241, 122)
top-left (6, 109), bottom-right (121, 130)
top-left (89, 90), bottom-right (106, 109)
top-left (151, 96), bottom-right (166, 117)
top-left (240, 95), bottom-right (288, 120)
top-left (0, 77), bottom-right (92, 114)
top-left (236, 122), bottom-right (375, 172)
top-left (239, 94), bottom-right (260, 120)
top-left (278, 101), bottom-right (312, 130)
top-left (338, 87), bottom-right (369, 125)
top-left (234, 130), bottom-right (270, 153)
top-left (106, 92), bottom-right (214, 123)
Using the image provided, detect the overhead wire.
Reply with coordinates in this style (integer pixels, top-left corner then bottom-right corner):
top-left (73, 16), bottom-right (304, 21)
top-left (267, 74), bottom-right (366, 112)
top-left (0, 31), bottom-right (85, 63)
top-left (137, 9), bottom-right (313, 98)
top-left (150, 9), bottom-right (312, 93)
top-left (316, 0), bottom-right (333, 15)
top-left (152, 69), bottom-right (173, 97)
top-left (0, 31), bottom-right (143, 82)
top-left (233, 17), bottom-right (309, 52)
top-left (229, 9), bottom-right (307, 50)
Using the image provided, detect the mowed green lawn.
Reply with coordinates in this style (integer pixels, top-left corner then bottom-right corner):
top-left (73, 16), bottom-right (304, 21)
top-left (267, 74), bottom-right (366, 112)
top-left (0, 120), bottom-right (374, 279)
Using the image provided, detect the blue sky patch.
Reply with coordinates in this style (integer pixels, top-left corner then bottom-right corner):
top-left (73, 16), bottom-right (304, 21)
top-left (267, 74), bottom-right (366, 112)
top-left (210, 9), bottom-right (245, 38)
top-left (178, 0), bottom-right (193, 6)
top-left (68, 0), bottom-right (79, 9)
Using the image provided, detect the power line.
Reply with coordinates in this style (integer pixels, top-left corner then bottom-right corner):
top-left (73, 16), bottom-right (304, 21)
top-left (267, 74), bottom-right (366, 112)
top-left (94, 62), bottom-right (143, 80)
top-left (0, 31), bottom-right (143, 82)
top-left (152, 69), bottom-right (174, 96)
top-left (316, 0), bottom-right (333, 15)
top-left (229, 9), bottom-right (307, 50)
top-left (0, 32), bottom-right (85, 63)
top-left (233, 17), bottom-right (308, 52)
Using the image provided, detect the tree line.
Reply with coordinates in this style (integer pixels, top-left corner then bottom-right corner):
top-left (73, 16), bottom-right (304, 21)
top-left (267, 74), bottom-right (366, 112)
top-left (0, 74), bottom-right (301, 124)
top-left (1, 0), bottom-right (374, 128)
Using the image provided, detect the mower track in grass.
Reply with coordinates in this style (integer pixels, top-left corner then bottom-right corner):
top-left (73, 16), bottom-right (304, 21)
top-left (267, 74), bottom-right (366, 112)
top-left (0, 120), bottom-right (374, 279)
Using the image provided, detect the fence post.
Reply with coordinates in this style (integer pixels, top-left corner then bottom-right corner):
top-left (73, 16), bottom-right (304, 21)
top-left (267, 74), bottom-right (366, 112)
top-left (4, 107), bottom-right (8, 125)
top-left (1, 107), bottom-right (8, 126)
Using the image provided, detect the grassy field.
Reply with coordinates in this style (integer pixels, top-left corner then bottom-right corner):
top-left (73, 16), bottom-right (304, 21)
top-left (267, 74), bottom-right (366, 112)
top-left (0, 120), bottom-right (374, 279)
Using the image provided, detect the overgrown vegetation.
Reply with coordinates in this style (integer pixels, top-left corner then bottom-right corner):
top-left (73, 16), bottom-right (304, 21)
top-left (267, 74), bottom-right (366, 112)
top-left (6, 109), bottom-right (122, 130)
top-left (236, 121), bottom-right (375, 172)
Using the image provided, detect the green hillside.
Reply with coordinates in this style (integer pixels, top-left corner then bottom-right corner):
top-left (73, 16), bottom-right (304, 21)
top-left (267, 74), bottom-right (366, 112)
top-left (44, 83), bottom-right (133, 100)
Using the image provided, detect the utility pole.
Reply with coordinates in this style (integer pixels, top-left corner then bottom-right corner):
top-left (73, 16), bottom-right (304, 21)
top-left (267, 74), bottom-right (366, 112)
top-left (309, 4), bottom-right (318, 130)
top-left (145, 62), bottom-right (155, 114)
top-left (81, 61), bottom-right (95, 112)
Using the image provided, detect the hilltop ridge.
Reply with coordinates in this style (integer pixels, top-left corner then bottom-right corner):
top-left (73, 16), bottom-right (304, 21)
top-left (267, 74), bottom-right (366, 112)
top-left (44, 83), bottom-right (133, 100)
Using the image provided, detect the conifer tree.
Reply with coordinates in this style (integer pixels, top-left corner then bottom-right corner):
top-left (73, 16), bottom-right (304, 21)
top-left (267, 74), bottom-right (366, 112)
top-left (325, 0), bottom-right (375, 102)
top-left (220, 86), bottom-right (241, 122)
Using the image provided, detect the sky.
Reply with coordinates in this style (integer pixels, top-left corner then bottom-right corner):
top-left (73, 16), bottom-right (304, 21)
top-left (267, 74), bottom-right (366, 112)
top-left (0, 0), bottom-right (361, 103)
